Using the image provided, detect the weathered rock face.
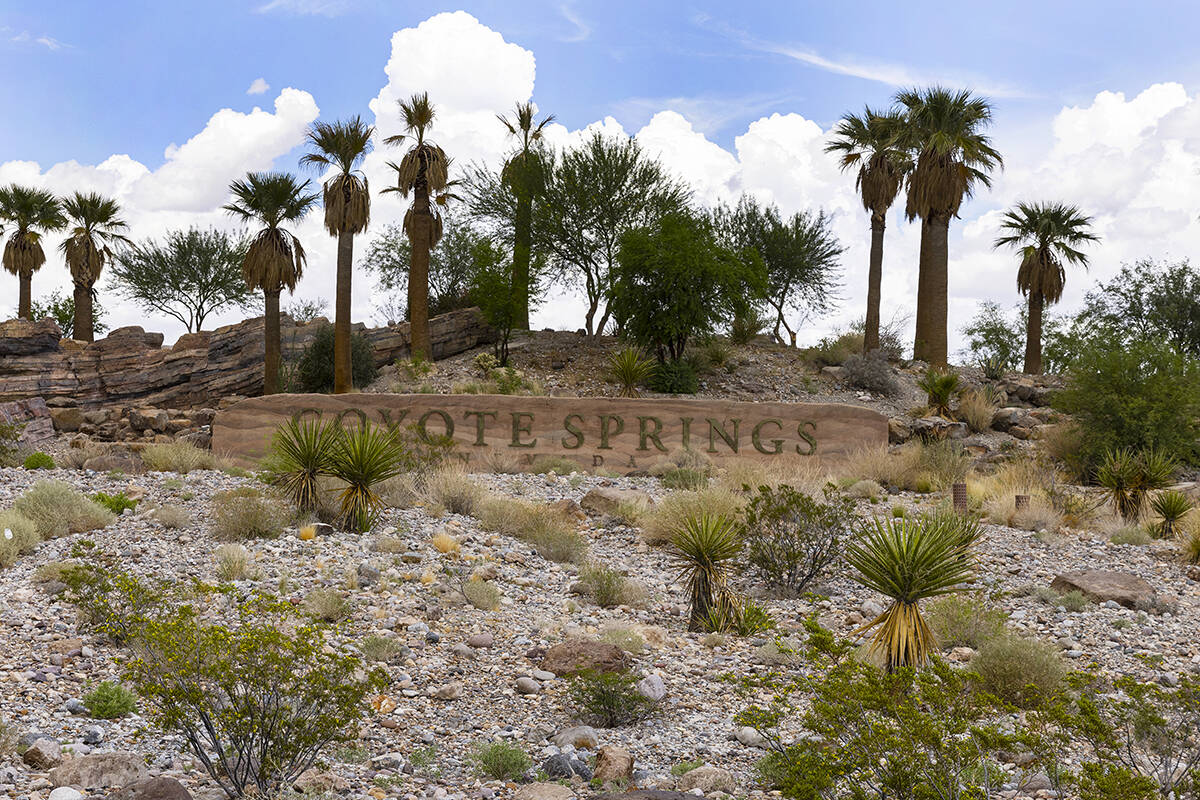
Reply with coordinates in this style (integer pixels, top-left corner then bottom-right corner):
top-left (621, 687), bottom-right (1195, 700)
top-left (1051, 570), bottom-right (1156, 609)
top-left (0, 308), bottom-right (495, 410)
top-left (0, 397), bottom-right (55, 445)
top-left (541, 637), bottom-right (631, 675)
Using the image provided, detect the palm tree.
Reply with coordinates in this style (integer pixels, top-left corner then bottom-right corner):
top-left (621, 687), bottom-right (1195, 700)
top-left (0, 185), bottom-right (66, 320)
top-left (993, 202), bottom-right (1098, 374)
top-left (895, 87), bottom-right (1003, 366)
top-left (300, 116), bottom-right (373, 394)
top-left (223, 172), bottom-right (318, 395)
top-left (498, 101), bottom-right (554, 330)
top-left (59, 192), bottom-right (130, 342)
top-left (825, 107), bottom-right (910, 354)
top-left (382, 92), bottom-right (451, 361)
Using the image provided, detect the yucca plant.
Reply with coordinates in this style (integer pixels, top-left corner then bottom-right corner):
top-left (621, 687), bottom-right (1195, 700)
top-left (916, 367), bottom-right (961, 418)
top-left (267, 416), bottom-right (343, 514)
top-left (327, 425), bottom-right (408, 532)
top-left (667, 514), bottom-right (742, 631)
top-left (1096, 447), bottom-right (1177, 522)
top-left (979, 354), bottom-right (1007, 381)
top-left (1151, 490), bottom-right (1193, 539)
top-left (607, 347), bottom-right (656, 398)
top-left (845, 517), bottom-right (976, 671)
top-left (701, 598), bottom-right (775, 636)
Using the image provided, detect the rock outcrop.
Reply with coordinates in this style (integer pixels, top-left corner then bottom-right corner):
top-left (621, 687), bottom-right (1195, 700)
top-left (0, 309), bottom-right (494, 410)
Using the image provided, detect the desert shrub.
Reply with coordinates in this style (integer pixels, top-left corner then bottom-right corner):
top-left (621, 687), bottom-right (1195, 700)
top-left (210, 487), bottom-right (287, 541)
top-left (527, 525), bottom-right (588, 564)
top-left (702, 598), bottom-right (776, 636)
top-left (360, 635), bottom-right (402, 663)
top-left (1110, 525), bottom-right (1152, 546)
top-left (148, 503), bottom-right (190, 529)
top-left (958, 389), bottom-right (998, 433)
top-left (806, 329), bottom-right (862, 367)
top-left (649, 360), bottom-right (699, 394)
top-left (1057, 590), bottom-right (1091, 612)
top-left (607, 347), bottom-right (656, 398)
top-left (14, 480), bottom-right (115, 539)
top-left (741, 485), bottom-right (856, 595)
top-left (917, 367), bottom-right (961, 417)
top-left (847, 479), bottom-right (882, 500)
top-left (659, 466), bottom-right (708, 490)
top-left (975, 633), bottom-right (1065, 708)
top-left (668, 514), bottom-right (742, 631)
top-left (1096, 447), bottom-right (1176, 521)
top-left (142, 440), bottom-right (218, 473)
top-left (295, 323), bottom-right (378, 393)
top-left (923, 594), bottom-right (1007, 650)
top-left (214, 543), bottom-right (253, 581)
top-left (0, 510), bottom-right (40, 567)
top-left (1055, 336), bottom-right (1200, 468)
top-left (462, 579), bottom-right (501, 611)
top-left (82, 680), bottom-right (137, 718)
top-left (469, 740), bottom-right (531, 781)
top-left (842, 349), bottom-right (899, 396)
top-left (327, 424), bottom-right (408, 532)
top-left (423, 466), bottom-right (484, 516)
top-left (566, 669), bottom-right (659, 728)
top-left (528, 455), bottom-right (583, 475)
top-left (642, 486), bottom-right (743, 545)
top-left (1150, 489), bottom-right (1192, 538)
top-left (430, 531), bottom-right (459, 554)
top-left (0, 419), bottom-right (21, 467)
top-left (305, 588), bottom-right (352, 622)
top-left (918, 439), bottom-right (972, 490)
top-left (475, 496), bottom-right (580, 554)
top-left (32, 559), bottom-right (77, 584)
top-left (91, 491), bottom-right (137, 515)
top-left (23, 451), bottom-right (55, 470)
top-left (579, 563), bottom-right (638, 608)
top-left (599, 626), bottom-right (646, 655)
top-left (56, 441), bottom-right (113, 470)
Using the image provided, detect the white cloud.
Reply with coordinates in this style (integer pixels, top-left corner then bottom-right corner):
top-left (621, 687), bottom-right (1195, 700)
top-left (246, 77), bottom-right (270, 96)
top-left (255, 0), bottom-right (350, 16)
top-left (558, 4), bottom-right (591, 43)
top-left (10, 31), bottom-right (68, 51)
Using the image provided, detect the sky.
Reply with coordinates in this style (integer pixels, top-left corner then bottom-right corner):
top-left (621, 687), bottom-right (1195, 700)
top-left (2, 0), bottom-right (1200, 352)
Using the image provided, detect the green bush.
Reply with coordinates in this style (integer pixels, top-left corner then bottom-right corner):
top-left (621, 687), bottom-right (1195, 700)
top-left (917, 367), bottom-right (961, 417)
top-left (0, 509), bottom-right (40, 567)
top-left (295, 323), bottom-right (379, 393)
top-left (91, 491), bottom-right (138, 515)
top-left (327, 425), bottom-right (408, 532)
top-left (566, 669), bottom-right (659, 727)
top-left (974, 633), bottom-right (1065, 708)
top-left (23, 451), bottom-right (55, 470)
top-left (649, 359), bottom-right (699, 394)
top-left (923, 594), bottom-right (1007, 650)
top-left (83, 680), bottom-right (137, 718)
top-left (469, 740), bottom-right (531, 781)
top-left (14, 480), bottom-right (115, 539)
top-left (741, 485), bottom-right (856, 595)
top-left (462, 579), bottom-right (501, 610)
top-left (1096, 447), bottom-right (1176, 521)
top-left (1054, 336), bottom-right (1200, 468)
top-left (579, 562), bottom-right (635, 608)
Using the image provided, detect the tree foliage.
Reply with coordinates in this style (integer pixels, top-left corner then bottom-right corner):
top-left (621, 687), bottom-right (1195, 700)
top-left (363, 216), bottom-right (488, 322)
top-left (30, 290), bottom-right (108, 338)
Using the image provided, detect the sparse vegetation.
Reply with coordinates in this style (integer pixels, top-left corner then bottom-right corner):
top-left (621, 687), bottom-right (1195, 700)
top-left (0, 509), bottom-right (40, 567)
top-left (214, 543), bottom-right (253, 581)
top-left (22, 451), bottom-right (55, 470)
top-left (424, 466), bottom-right (484, 516)
top-left (642, 486), bottom-right (743, 545)
top-left (923, 594), bottom-right (1007, 650)
top-left (741, 485), bottom-right (856, 595)
top-left (469, 740), bottom-right (531, 781)
top-left (974, 633), bottom-right (1066, 708)
top-left (304, 588), bottom-right (352, 622)
top-left (82, 680), bottom-right (138, 718)
top-left (142, 440), bottom-right (219, 473)
top-left (566, 669), bottom-right (659, 727)
top-left (210, 487), bottom-right (287, 541)
top-left (14, 480), bottom-right (115, 539)
top-left (91, 490), bottom-right (137, 515)
top-left (462, 579), bottom-right (501, 611)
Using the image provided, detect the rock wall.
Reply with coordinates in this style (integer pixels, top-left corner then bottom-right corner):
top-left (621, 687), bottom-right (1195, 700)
top-left (0, 308), bottom-right (495, 410)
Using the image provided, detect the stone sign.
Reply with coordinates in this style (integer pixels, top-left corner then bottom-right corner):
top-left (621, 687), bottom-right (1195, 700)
top-left (212, 394), bottom-right (888, 472)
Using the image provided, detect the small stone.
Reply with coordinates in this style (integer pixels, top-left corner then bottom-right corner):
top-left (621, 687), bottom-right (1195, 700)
top-left (551, 726), bottom-right (598, 749)
top-left (636, 673), bottom-right (666, 702)
top-left (516, 677), bottom-right (542, 694)
top-left (48, 789), bottom-right (85, 800)
top-left (82, 725), bottom-right (104, 745)
top-left (735, 726), bottom-right (766, 748)
top-left (593, 745), bottom-right (634, 783)
top-left (513, 783), bottom-right (575, 800)
top-left (677, 765), bottom-right (736, 794)
top-left (467, 632), bottom-right (495, 648)
top-left (433, 682), bottom-right (462, 700)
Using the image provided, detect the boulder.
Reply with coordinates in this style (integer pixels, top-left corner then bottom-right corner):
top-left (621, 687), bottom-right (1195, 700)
top-left (49, 751), bottom-right (149, 789)
top-left (911, 415), bottom-right (968, 440)
top-left (676, 765), bottom-right (737, 794)
top-left (552, 725), bottom-right (599, 749)
top-left (541, 637), bottom-right (631, 675)
top-left (293, 769), bottom-right (349, 794)
top-left (580, 488), bottom-right (652, 516)
top-left (1051, 570), bottom-right (1156, 609)
top-left (49, 406), bottom-right (85, 432)
top-left (636, 673), bottom-right (667, 702)
top-left (594, 746), bottom-right (634, 784)
top-left (128, 408), bottom-right (168, 433)
top-left (991, 407), bottom-right (1036, 433)
top-left (887, 417), bottom-right (912, 444)
top-left (514, 783), bottom-right (576, 800)
top-left (23, 737), bottom-right (63, 768)
top-left (0, 397), bottom-right (54, 444)
top-left (109, 778), bottom-right (194, 800)
top-left (82, 453), bottom-right (145, 474)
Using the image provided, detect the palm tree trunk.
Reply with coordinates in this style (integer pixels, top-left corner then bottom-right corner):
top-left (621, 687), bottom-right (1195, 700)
top-left (409, 192), bottom-right (432, 361)
top-left (333, 229), bottom-right (354, 393)
top-left (513, 193), bottom-right (532, 330)
top-left (913, 215), bottom-right (949, 366)
top-left (18, 275), bottom-right (31, 320)
top-left (1024, 291), bottom-right (1044, 375)
top-left (863, 213), bottom-right (885, 354)
top-left (263, 289), bottom-right (281, 395)
top-left (73, 281), bottom-right (94, 342)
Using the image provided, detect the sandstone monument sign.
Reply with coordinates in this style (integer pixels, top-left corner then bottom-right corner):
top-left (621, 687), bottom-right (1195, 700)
top-left (213, 394), bottom-right (889, 471)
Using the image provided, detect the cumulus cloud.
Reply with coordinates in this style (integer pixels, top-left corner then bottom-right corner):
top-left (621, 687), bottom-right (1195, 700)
top-left (5, 13), bottom-right (1200, 356)
top-left (247, 78), bottom-right (270, 96)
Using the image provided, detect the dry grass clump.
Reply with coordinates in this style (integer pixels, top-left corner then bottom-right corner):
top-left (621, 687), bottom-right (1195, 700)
top-left (579, 562), bottom-right (646, 608)
top-left (431, 531), bottom-right (460, 554)
top-left (924, 594), bottom-right (1007, 650)
top-left (641, 486), bottom-right (744, 545)
top-left (476, 495), bottom-right (588, 563)
top-left (305, 588), bottom-right (352, 622)
top-left (598, 625), bottom-right (645, 655)
top-left (1110, 525), bottom-right (1153, 546)
top-left (529, 455), bottom-right (584, 475)
top-left (839, 444), bottom-right (922, 491)
top-left (714, 456), bottom-right (827, 496)
top-left (14, 480), bottom-right (115, 539)
top-left (377, 474), bottom-right (421, 509)
top-left (423, 466), bottom-right (485, 516)
top-left (957, 389), bottom-right (998, 434)
top-left (33, 560), bottom-right (78, 584)
top-left (57, 442), bottom-right (114, 469)
top-left (209, 487), bottom-right (288, 541)
top-left (847, 479), bottom-right (883, 500)
top-left (360, 635), bottom-right (403, 663)
top-left (463, 579), bottom-right (501, 610)
top-left (1177, 510), bottom-right (1200, 563)
top-left (146, 504), bottom-right (190, 529)
top-left (1010, 500), bottom-right (1065, 533)
top-left (1038, 421), bottom-right (1087, 480)
top-left (0, 509), bottom-right (40, 567)
top-left (972, 463), bottom-right (1065, 533)
top-left (974, 633), bottom-right (1066, 708)
top-left (214, 543), bottom-right (254, 581)
top-left (373, 536), bottom-right (409, 554)
top-left (141, 441), bottom-right (220, 474)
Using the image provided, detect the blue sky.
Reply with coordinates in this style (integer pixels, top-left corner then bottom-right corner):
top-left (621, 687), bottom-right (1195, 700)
top-left (2, 1), bottom-right (1200, 347)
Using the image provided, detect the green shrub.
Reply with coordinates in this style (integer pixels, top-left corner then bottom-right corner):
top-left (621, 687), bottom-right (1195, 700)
top-left (923, 594), bottom-right (1007, 650)
top-left (210, 487), bottom-right (287, 541)
top-left (741, 485), bottom-right (856, 595)
top-left (566, 669), bottom-right (659, 727)
top-left (1054, 336), bottom-right (1200, 468)
top-left (1057, 589), bottom-right (1091, 612)
top-left (82, 680), bottom-right (137, 718)
top-left (23, 451), bottom-right (55, 470)
top-left (671, 759), bottom-right (705, 776)
top-left (917, 367), bottom-right (961, 417)
top-left (527, 525), bottom-right (589, 564)
top-left (14, 480), bottom-right (115, 539)
top-left (0, 510), bottom-right (40, 567)
top-left (649, 360), bottom-right (699, 394)
top-left (142, 440), bottom-right (219, 473)
top-left (295, 323), bottom-right (378, 393)
top-left (607, 347), bottom-right (656, 398)
top-left (579, 563), bottom-right (637, 608)
top-left (805, 329), bottom-right (862, 367)
top-left (1096, 447), bottom-right (1176, 521)
top-left (974, 633), bottom-right (1065, 708)
top-left (469, 740), bottom-right (531, 781)
top-left (842, 349), bottom-right (899, 396)
top-left (360, 635), bottom-right (402, 663)
top-left (91, 491), bottom-right (138, 515)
